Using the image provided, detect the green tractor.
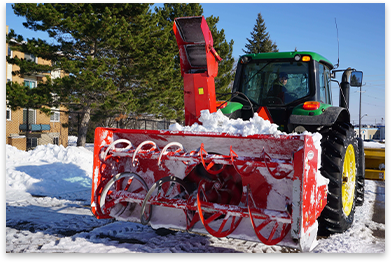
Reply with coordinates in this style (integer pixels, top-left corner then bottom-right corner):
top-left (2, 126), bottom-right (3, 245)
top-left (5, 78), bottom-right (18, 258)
top-left (91, 17), bottom-right (366, 250)
top-left (221, 51), bottom-right (365, 236)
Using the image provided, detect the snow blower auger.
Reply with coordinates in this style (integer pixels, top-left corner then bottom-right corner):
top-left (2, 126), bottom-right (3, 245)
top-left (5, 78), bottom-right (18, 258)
top-left (91, 128), bottom-right (327, 251)
top-left (91, 16), bottom-right (364, 252)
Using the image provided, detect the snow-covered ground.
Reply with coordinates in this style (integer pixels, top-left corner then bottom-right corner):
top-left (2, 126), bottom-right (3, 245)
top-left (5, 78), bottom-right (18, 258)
top-left (364, 141), bottom-right (386, 148)
top-left (5, 112), bottom-right (386, 253)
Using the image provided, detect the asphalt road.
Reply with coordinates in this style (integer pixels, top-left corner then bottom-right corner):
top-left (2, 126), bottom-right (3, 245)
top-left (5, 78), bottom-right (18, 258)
top-left (371, 180), bottom-right (385, 239)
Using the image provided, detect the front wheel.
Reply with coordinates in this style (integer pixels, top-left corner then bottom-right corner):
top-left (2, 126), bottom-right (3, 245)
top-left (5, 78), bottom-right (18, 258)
top-left (318, 123), bottom-right (358, 236)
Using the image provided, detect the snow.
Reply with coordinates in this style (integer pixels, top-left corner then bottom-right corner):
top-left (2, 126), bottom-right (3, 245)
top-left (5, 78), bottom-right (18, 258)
top-left (169, 110), bottom-right (282, 136)
top-left (5, 113), bottom-right (386, 253)
top-left (312, 179), bottom-right (385, 253)
top-left (364, 141), bottom-right (386, 148)
top-left (6, 143), bottom-right (93, 203)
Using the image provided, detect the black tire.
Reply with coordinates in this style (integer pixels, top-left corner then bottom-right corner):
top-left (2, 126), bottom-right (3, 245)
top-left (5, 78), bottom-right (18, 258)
top-left (355, 138), bottom-right (365, 206)
top-left (318, 123), bottom-right (358, 236)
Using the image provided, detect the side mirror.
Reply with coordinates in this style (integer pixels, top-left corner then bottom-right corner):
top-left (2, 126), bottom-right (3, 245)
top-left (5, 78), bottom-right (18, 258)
top-left (350, 71), bottom-right (363, 87)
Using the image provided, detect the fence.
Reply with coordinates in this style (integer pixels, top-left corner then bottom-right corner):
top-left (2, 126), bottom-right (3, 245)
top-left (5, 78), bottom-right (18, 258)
top-left (6, 108), bottom-right (180, 151)
top-left (112, 117), bottom-right (175, 130)
top-left (68, 111), bottom-right (179, 142)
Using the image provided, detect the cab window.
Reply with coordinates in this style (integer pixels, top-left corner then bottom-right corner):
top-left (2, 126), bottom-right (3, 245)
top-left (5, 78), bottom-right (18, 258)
top-left (318, 63), bottom-right (331, 104)
top-left (239, 61), bottom-right (310, 106)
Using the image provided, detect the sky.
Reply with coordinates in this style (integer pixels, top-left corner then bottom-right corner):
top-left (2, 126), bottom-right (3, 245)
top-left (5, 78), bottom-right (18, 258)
top-left (5, 2), bottom-right (386, 126)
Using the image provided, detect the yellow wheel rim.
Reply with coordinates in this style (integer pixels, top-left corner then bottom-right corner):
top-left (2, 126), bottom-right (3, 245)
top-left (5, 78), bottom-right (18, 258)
top-left (342, 144), bottom-right (356, 217)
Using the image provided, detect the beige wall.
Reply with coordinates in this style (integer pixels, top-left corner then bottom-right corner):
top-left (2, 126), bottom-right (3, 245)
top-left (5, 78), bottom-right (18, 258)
top-left (6, 25), bottom-right (68, 150)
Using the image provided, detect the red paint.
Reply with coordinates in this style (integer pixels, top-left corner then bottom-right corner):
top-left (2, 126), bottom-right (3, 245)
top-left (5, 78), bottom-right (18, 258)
top-left (91, 127), bottom-right (328, 247)
top-left (173, 16), bottom-right (221, 126)
top-left (183, 72), bottom-right (217, 125)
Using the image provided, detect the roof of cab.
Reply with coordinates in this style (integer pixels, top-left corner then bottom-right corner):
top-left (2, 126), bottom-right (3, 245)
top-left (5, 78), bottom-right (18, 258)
top-left (240, 51), bottom-right (334, 69)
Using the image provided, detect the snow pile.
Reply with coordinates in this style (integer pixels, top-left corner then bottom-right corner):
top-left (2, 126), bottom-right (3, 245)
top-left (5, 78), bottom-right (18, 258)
top-left (68, 135), bottom-right (78, 146)
top-left (364, 141), bottom-right (385, 148)
top-left (68, 135), bottom-right (95, 152)
top-left (169, 110), bottom-right (283, 136)
top-left (6, 143), bottom-right (93, 202)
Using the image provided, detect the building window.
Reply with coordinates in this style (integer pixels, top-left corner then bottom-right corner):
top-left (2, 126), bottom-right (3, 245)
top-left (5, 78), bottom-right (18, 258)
top-left (6, 108), bottom-right (11, 121)
top-left (23, 109), bottom-right (36, 124)
top-left (27, 137), bottom-right (38, 149)
top-left (50, 111), bottom-right (60, 122)
top-left (25, 53), bottom-right (36, 63)
top-left (8, 47), bottom-right (12, 57)
top-left (53, 137), bottom-right (59, 145)
top-left (24, 80), bottom-right (36, 89)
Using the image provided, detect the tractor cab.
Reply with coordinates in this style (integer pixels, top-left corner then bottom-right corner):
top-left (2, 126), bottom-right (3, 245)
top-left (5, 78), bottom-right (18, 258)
top-left (227, 52), bottom-right (334, 132)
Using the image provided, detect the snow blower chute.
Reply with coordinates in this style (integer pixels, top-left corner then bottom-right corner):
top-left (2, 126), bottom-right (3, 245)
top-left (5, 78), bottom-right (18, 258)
top-left (91, 16), bottom-right (329, 251)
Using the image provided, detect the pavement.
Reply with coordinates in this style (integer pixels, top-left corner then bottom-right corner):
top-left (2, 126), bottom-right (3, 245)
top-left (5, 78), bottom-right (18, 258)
top-left (371, 180), bottom-right (385, 239)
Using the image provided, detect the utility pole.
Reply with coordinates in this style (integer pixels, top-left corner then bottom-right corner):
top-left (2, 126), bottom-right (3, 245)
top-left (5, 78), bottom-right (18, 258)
top-left (25, 107), bottom-right (30, 150)
top-left (358, 83), bottom-right (366, 139)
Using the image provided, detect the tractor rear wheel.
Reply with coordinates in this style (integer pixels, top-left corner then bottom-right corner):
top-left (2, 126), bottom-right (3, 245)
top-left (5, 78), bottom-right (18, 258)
top-left (318, 123), bottom-right (358, 236)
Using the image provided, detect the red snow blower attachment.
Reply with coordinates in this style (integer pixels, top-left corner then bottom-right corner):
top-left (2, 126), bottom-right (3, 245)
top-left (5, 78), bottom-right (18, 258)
top-left (91, 16), bottom-right (328, 252)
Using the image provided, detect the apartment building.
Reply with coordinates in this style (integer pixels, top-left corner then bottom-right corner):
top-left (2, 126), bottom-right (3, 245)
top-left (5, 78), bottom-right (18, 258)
top-left (6, 25), bottom-right (68, 150)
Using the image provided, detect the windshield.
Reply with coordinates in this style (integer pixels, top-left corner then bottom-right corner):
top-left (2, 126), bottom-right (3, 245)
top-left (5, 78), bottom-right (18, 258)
top-left (239, 61), bottom-right (310, 106)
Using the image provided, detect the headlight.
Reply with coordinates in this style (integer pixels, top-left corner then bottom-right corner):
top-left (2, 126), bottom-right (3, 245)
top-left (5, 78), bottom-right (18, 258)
top-left (294, 54), bottom-right (301, 61)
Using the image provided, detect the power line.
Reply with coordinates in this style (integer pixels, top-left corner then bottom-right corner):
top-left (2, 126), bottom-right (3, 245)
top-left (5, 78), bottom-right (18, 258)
top-left (358, 85), bottom-right (384, 89)
top-left (361, 79), bottom-right (385, 82)
top-left (364, 94), bottom-right (385, 100)
top-left (362, 74), bottom-right (385, 77)
top-left (361, 101), bottom-right (385, 107)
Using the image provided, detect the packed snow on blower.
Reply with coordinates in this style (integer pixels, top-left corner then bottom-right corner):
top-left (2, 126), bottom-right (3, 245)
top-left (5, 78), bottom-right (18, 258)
top-left (91, 16), bottom-right (364, 252)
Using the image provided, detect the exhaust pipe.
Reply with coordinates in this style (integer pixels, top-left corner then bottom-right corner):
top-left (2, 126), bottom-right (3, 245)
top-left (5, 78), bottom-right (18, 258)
top-left (339, 68), bottom-right (352, 109)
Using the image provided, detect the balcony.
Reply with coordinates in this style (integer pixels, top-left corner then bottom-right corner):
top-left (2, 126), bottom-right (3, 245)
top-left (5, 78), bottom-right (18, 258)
top-left (19, 124), bottom-right (50, 132)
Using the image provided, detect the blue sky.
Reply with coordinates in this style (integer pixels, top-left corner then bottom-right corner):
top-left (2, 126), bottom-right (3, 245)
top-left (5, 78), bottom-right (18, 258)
top-left (5, 2), bottom-right (386, 126)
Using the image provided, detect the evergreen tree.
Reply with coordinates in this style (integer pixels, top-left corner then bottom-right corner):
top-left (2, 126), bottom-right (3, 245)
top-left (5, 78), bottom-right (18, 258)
top-left (7, 3), bottom-right (170, 146)
top-left (206, 15), bottom-right (235, 100)
top-left (134, 3), bottom-right (193, 122)
top-left (6, 29), bottom-right (56, 113)
top-left (242, 12), bottom-right (278, 54)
